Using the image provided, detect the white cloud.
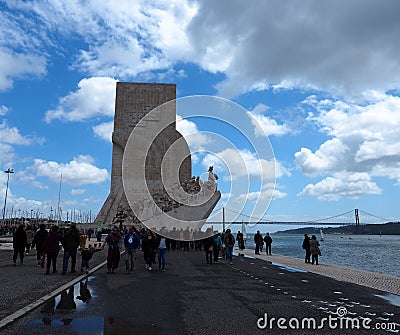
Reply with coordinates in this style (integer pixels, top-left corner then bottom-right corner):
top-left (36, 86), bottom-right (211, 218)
top-left (176, 115), bottom-right (213, 151)
top-left (298, 172), bottom-right (381, 201)
top-left (2, 1), bottom-right (197, 79)
top-left (296, 93), bottom-right (400, 198)
top-left (186, 1), bottom-right (400, 98)
top-left (247, 104), bottom-right (290, 137)
top-left (295, 138), bottom-right (349, 177)
top-left (0, 105), bottom-right (9, 116)
top-left (0, 120), bottom-right (32, 146)
top-left (297, 94), bottom-right (400, 175)
top-left (0, 50), bottom-right (46, 91)
top-left (93, 121), bottom-right (113, 142)
top-left (202, 148), bottom-right (287, 181)
top-left (236, 187), bottom-right (286, 203)
top-left (71, 189), bottom-right (86, 195)
top-left (28, 155), bottom-right (109, 186)
top-left (45, 77), bottom-right (117, 123)
top-left (2, 1), bottom-right (400, 99)
top-left (0, 120), bottom-right (41, 166)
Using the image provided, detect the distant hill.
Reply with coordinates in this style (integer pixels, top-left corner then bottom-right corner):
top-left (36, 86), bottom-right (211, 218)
top-left (276, 222), bottom-right (400, 235)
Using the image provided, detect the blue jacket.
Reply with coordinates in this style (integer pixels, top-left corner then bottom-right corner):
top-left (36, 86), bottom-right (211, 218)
top-left (124, 232), bottom-right (140, 249)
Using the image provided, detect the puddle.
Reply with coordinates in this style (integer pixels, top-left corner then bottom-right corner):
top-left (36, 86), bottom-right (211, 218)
top-left (32, 276), bottom-right (96, 327)
top-left (31, 316), bottom-right (104, 334)
top-left (375, 293), bottom-right (400, 307)
top-left (271, 262), bottom-right (307, 273)
top-left (234, 252), bottom-right (256, 259)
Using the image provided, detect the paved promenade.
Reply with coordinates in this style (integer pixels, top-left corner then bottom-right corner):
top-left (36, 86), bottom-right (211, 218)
top-left (0, 246), bottom-right (399, 334)
top-left (235, 248), bottom-right (400, 295)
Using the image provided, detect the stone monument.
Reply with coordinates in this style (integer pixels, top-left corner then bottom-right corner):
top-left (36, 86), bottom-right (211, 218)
top-left (94, 82), bottom-right (220, 238)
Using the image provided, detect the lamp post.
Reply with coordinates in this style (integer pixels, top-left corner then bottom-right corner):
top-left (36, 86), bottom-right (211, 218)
top-left (2, 168), bottom-right (14, 227)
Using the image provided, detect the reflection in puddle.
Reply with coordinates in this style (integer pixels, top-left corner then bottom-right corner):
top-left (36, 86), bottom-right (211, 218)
top-left (375, 293), bottom-right (400, 307)
top-left (35, 276), bottom-right (95, 326)
top-left (233, 252), bottom-right (256, 259)
top-left (31, 316), bottom-right (104, 334)
top-left (271, 262), bottom-right (307, 273)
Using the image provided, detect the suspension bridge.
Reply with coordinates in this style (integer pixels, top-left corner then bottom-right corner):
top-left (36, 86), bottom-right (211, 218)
top-left (209, 207), bottom-right (398, 226)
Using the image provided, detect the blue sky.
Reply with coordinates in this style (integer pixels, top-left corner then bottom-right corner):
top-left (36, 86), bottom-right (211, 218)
top-left (1, 0), bottom-right (400, 225)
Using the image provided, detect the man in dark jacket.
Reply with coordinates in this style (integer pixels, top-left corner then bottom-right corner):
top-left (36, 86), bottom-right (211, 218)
top-left (254, 231), bottom-right (263, 255)
top-left (32, 224), bottom-right (48, 266)
top-left (62, 223), bottom-right (81, 274)
top-left (263, 232), bottom-right (273, 255)
top-left (13, 224), bottom-right (27, 265)
top-left (302, 233), bottom-right (311, 263)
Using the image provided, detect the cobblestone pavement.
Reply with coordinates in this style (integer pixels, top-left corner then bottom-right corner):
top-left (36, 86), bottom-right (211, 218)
top-left (236, 248), bottom-right (400, 295)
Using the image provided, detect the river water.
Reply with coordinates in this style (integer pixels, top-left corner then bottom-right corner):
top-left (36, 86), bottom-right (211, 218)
top-left (241, 233), bottom-right (400, 278)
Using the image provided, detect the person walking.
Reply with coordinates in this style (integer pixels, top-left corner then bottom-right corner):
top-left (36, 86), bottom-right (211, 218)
top-left (236, 231), bottom-right (245, 250)
top-left (254, 230), bottom-right (263, 255)
top-left (142, 230), bottom-right (156, 271)
top-left (204, 236), bottom-right (214, 264)
top-left (44, 226), bottom-right (63, 274)
top-left (223, 229), bottom-right (235, 264)
top-left (25, 225), bottom-right (35, 255)
top-left (32, 224), bottom-right (49, 266)
top-left (104, 226), bottom-right (121, 273)
top-left (302, 234), bottom-right (311, 263)
top-left (309, 235), bottom-right (321, 265)
top-left (12, 224), bottom-right (27, 266)
top-left (156, 234), bottom-right (167, 271)
top-left (124, 226), bottom-right (140, 273)
top-left (263, 232), bottom-right (272, 255)
top-left (62, 223), bottom-right (81, 274)
top-left (80, 246), bottom-right (99, 274)
top-left (213, 233), bottom-right (222, 263)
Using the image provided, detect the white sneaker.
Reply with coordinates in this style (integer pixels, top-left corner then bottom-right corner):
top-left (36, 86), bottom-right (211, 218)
top-left (145, 264), bottom-right (149, 269)
top-left (148, 266), bottom-right (152, 271)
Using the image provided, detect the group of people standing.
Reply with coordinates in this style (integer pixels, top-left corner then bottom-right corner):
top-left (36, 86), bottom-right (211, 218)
top-left (203, 228), bottom-right (235, 265)
top-left (103, 226), bottom-right (168, 274)
top-left (302, 233), bottom-right (321, 265)
top-left (253, 231), bottom-right (273, 255)
top-left (12, 223), bottom-right (89, 275)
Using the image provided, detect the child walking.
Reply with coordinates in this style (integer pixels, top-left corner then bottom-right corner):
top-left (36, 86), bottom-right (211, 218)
top-left (80, 247), bottom-right (98, 274)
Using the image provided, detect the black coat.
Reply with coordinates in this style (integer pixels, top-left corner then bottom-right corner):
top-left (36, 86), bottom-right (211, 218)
top-left (13, 227), bottom-right (27, 251)
top-left (33, 229), bottom-right (49, 250)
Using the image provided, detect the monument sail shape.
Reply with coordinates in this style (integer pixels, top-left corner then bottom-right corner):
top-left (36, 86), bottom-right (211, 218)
top-left (94, 82), bottom-right (220, 239)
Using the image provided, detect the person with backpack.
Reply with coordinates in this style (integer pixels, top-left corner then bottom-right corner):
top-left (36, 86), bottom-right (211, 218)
top-left (213, 232), bottom-right (222, 263)
top-left (124, 226), bottom-right (140, 273)
top-left (263, 232), bottom-right (273, 255)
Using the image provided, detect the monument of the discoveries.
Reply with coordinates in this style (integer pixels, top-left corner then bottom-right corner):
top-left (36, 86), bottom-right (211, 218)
top-left (94, 82), bottom-right (220, 239)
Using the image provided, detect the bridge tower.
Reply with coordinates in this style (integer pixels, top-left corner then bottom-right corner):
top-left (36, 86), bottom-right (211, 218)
top-left (355, 208), bottom-right (360, 233)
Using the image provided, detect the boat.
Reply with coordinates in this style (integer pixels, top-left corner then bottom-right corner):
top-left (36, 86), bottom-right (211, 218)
top-left (320, 229), bottom-right (324, 241)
